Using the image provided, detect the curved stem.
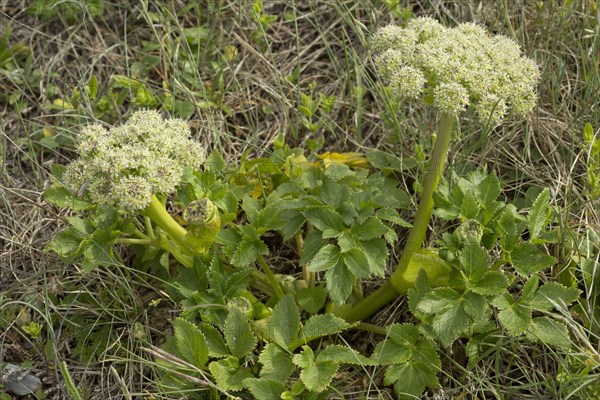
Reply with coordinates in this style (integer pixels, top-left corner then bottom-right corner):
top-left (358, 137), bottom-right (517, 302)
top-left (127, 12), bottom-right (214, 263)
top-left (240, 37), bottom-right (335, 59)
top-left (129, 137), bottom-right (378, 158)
top-left (345, 112), bottom-right (455, 322)
top-left (257, 254), bottom-right (285, 300)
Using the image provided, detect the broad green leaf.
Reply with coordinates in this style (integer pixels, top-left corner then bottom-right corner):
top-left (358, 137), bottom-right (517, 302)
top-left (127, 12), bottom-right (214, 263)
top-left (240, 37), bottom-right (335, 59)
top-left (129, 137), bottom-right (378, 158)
top-left (498, 206), bottom-right (524, 251)
top-left (463, 292), bottom-right (488, 319)
top-left (352, 217), bottom-right (388, 241)
top-left (281, 212), bottom-right (306, 240)
top-left (231, 232), bottom-right (269, 267)
top-left (325, 261), bottom-right (354, 304)
top-left (475, 172), bottom-right (501, 208)
top-left (529, 282), bottom-right (581, 311)
top-left (197, 323), bottom-right (228, 358)
top-left (258, 343), bottom-right (295, 382)
top-left (317, 345), bottom-right (373, 365)
top-left (510, 243), bottom-right (556, 276)
top-left (528, 188), bottom-right (551, 241)
top-left (460, 191), bottom-right (479, 220)
top-left (342, 248), bottom-right (370, 278)
top-left (300, 230), bottom-right (327, 265)
top-left (298, 314), bottom-right (352, 347)
top-left (358, 238), bottom-right (388, 277)
top-left (215, 229), bottom-right (241, 258)
top-left (384, 361), bottom-right (439, 400)
top-left (244, 378), bottom-right (287, 400)
top-left (416, 287), bottom-right (461, 314)
top-left (308, 244), bottom-right (340, 272)
top-left (297, 286), bottom-right (327, 314)
top-left (376, 207), bottom-right (412, 227)
top-left (303, 207), bottom-right (345, 238)
top-left (497, 302), bottom-right (532, 336)
top-left (520, 275), bottom-right (540, 303)
top-left (46, 227), bottom-right (86, 259)
top-left (269, 294), bottom-right (301, 347)
top-left (320, 181), bottom-right (348, 209)
top-left (293, 346), bottom-right (338, 393)
top-left (43, 184), bottom-right (94, 211)
top-left (371, 324), bottom-right (440, 367)
top-left (460, 238), bottom-right (490, 281)
top-left (468, 271), bottom-right (509, 296)
top-left (526, 317), bottom-right (571, 349)
top-left (431, 301), bottom-right (472, 346)
top-left (208, 357), bottom-right (253, 391)
top-left (173, 318), bottom-right (208, 367)
top-left (224, 308), bottom-right (256, 359)
top-left (366, 150), bottom-right (416, 171)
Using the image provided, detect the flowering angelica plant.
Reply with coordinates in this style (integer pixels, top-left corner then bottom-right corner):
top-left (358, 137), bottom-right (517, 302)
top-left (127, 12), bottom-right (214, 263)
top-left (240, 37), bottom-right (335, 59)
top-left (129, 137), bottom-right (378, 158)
top-left (46, 109), bottom-right (218, 270)
top-left (347, 19), bottom-right (541, 321)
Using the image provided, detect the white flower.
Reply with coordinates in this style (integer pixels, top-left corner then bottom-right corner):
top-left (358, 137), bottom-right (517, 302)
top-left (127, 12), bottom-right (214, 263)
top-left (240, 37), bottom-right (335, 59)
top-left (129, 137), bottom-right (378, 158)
top-left (64, 109), bottom-right (206, 211)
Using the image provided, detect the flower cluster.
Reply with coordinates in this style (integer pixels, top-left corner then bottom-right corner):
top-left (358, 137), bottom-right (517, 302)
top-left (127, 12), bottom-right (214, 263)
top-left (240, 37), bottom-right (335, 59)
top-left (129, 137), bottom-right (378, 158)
top-left (64, 109), bottom-right (205, 211)
top-left (372, 18), bottom-right (540, 125)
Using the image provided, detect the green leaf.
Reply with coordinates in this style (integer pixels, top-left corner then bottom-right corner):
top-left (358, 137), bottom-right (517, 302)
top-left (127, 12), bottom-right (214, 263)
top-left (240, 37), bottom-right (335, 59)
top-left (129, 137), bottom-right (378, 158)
top-left (293, 346), bottom-right (338, 393)
top-left (366, 150), bottom-right (416, 171)
top-left (224, 308), bottom-right (256, 358)
top-left (510, 243), bottom-right (556, 276)
top-left (528, 188), bottom-right (551, 241)
top-left (231, 231), bottom-right (269, 267)
top-left (325, 261), bottom-right (354, 304)
top-left (460, 238), bottom-right (490, 281)
top-left (371, 324), bottom-right (440, 367)
top-left (475, 172), bottom-right (502, 208)
top-left (258, 343), bottom-right (295, 382)
top-left (307, 244), bottom-right (340, 272)
top-left (300, 230), bottom-right (327, 265)
top-left (197, 323), bottom-right (228, 358)
top-left (342, 248), bottom-right (370, 278)
top-left (208, 357), bottom-right (253, 391)
top-left (526, 317), bottom-right (571, 349)
top-left (299, 314), bottom-right (352, 346)
top-left (352, 217), bottom-right (388, 241)
top-left (529, 282), bottom-right (581, 311)
top-left (320, 181), bottom-right (348, 209)
top-left (173, 318), bottom-right (209, 367)
top-left (297, 286), bottom-right (327, 314)
top-left (385, 361), bottom-right (439, 400)
top-left (46, 227), bottom-right (86, 259)
top-left (43, 184), bottom-right (94, 211)
top-left (358, 238), bottom-right (388, 276)
top-left (460, 191), bottom-right (480, 220)
top-left (468, 271), bottom-right (509, 296)
top-left (317, 345), bottom-right (373, 365)
top-left (244, 378), bottom-right (287, 400)
top-left (376, 207), bottom-right (412, 227)
top-left (303, 207), bottom-right (345, 238)
top-left (497, 302), bottom-right (532, 336)
top-left (417, 288), bottom-right (472, 346)
top-left (269, 294), bottom-right (301, 347)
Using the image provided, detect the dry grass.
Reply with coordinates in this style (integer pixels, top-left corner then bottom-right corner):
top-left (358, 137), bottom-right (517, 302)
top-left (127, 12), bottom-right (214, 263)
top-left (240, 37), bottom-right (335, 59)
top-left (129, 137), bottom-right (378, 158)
top-left (1, 0), bottom-right (599, 398)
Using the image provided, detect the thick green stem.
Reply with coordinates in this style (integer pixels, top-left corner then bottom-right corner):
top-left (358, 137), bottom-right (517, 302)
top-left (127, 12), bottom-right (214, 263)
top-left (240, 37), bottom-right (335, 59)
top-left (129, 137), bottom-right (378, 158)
top-left (143, 194), bottom-right (198, 256)
top-left (345, 113), bottom-right (454, 322)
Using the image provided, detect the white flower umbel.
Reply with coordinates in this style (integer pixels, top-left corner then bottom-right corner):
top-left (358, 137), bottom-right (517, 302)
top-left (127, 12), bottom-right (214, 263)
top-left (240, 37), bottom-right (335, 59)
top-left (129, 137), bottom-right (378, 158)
top-left (64, 109), bottom-right (205, 211)
top-left (372, 17), bottom-right (540, 125)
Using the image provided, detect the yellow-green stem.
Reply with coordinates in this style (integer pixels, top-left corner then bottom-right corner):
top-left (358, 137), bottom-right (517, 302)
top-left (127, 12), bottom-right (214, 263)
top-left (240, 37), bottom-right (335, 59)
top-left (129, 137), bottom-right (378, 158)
top-left (345, 113), bottom-right (454, 322)
top-left (257, 254), bottom-right (285, 300)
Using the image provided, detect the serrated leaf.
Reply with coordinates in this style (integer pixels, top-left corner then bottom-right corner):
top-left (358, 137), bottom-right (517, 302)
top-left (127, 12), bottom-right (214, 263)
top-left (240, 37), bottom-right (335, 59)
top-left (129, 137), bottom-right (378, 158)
top-left (231, 233), bottom-right (269, 267)
top-left (293, 346), bottom-right (338, 393)
top-left (376, 207), bottom-right (412, 227)
top-left (497, 302), bottom-right (532, 336)
top-left (297, 286), bottom-right (327, 314)
top-left (475, 172), bottom-right (502, 208)
top-left (468, 271), bottom-right (509, 296)
top-left (43, 184), bottom-right (94, 211)
top-left (526, 317), bottom-right (571, 349)
top-left (244, 378), bottom-right (287, 400)
top-left (528, 188), bottom-right (551, 241)
top-left (342, 248), bottom-right (370, 278)
top-left (173, 318), bottom-right (209, 367)
top-left (385, 361), bottom-right (439, 400)
top-left (208, 357), bottom-right (253, 391)
top-left (352, 217), bottom-right (388, 241)
top-left (224, 308), bottom-right (256, 358)
top-left (197, 323), bottom-right (228, 358)
top-left (303, 207), bottom-right (345, 238)
top-left (298, 314), bottom-right (352, 347)
top-left (325, 261), bottom-right (354, 304)
top-left (317, 345), bottom-right (373, 365)
top-left (258, 343), bottom-right (295, 382)
top-left (520, 276), bottom-right (539, 303)
top-left (281, 212), bottom-right (306, 240)
top-left (269, 294), bottom-right (300, 347)
top-left (463, 292), bottom-right (488, 319)
top-left (46, 227), bottom-right (86, 259)
top-left (320, 181), bottom-right (348, 209)
top-left (510, 243), bottom-right (556, 276)
top-left (460, 238), bottom-right (490, 281)
top-left (431, 302), bottom-right (472, 346)
top-left (529, 282), bottom-right (581, 311)
top-left (358, 238), bottom-right (388, 276)
top-left (308, 244), bottom-right (340, 272)
top-left (460, 191), bottom-right (479, 220)
top-left (300, 230), bottom-right (326, 265)
top-left (371, 324), bottom-right (440, 367)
